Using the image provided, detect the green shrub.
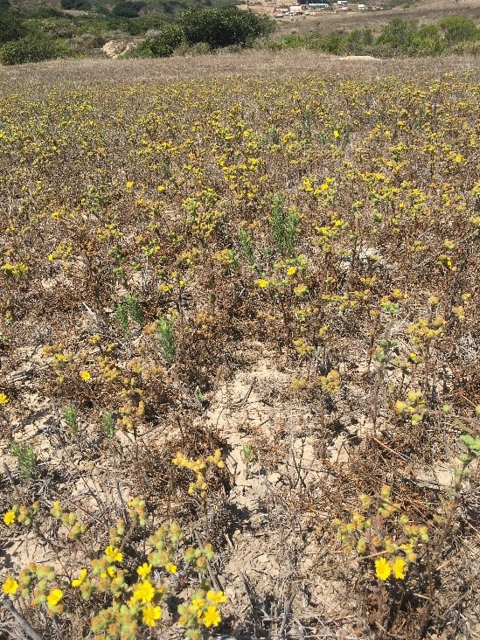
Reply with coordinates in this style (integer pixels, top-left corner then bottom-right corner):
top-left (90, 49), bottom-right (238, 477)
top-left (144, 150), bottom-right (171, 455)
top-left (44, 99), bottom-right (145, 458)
top-left (112, 1), bottom-right (143, 18)
top-left (437, 15), bottom-right (478, 45)
top-left (412, 24), bottom-right (443, 56)
top-left (179, 7), bottom-right (274, 50)
top-left (133, 22), bottom-right (185, 57)
top-left (375, 18), bottom-right (418, 55)
top-left (61, 0), bottom-right (92, 10)
top-left (0, 13), bottom-right (26, 45)
top-left (0, 33), bottom-right (59, 64)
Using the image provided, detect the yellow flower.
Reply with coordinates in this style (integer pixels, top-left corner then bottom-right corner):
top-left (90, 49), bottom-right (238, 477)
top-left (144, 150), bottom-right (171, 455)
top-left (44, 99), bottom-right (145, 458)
top-left (392, 557), bottom-right (407, 579)
top-left (47, 589), bottom-right (63, 607)
top-left (375, 557), bottom-right (391, 581)
top-left (104, 546), bottom-right (123, 563)
top-left (333, 130), bottom-right (340, 138)
top-left (191, 596), bottom-right (205, 611)
top-left (4, 510), bottom-right (16, 525)
top-left (0, 393), bottom-right (9, 405)
top-left (126, 181), bottom-right (134, 189)
top-left (286, 266), bottom-right (296, 276)
top-left (71, 568), bottom-right (87, 587)
top-left (2, 577), bottom-right (18, 595)
top-left (79, 370), bottom-right (91, 381)
top-left (255, 278), bottom-right (268, 288)
top-left (203, 605), bottom-right (221, 628)
top-left (142, 604), bottom-right (161, 627)
top-left (165, 563), bottom-right (177, 574)
top-left (132, 580), bottom-right (155, 604)
top-left (137, 563), bottom-right (152, 579)
top-left (206, 590), bottom-right (227, 604)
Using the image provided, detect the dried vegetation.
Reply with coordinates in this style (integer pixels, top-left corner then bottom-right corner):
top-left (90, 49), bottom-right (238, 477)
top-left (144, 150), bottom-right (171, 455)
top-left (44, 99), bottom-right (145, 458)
top-left (0, 52), bottom-right (480, 640)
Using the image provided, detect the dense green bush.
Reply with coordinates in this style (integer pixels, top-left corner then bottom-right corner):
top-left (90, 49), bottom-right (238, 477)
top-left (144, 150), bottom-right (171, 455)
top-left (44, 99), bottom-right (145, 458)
top-left (437, 16), bottom-right (478, 45)
top-left (0, 33), bottom-right (58, 64)
top-left (112, 1), bottom-right (143, 18)
top-left (375, 18), bottom-right (418, 54)
top-left (179, 7), bottom-right (274, 49)
top-left (0, 13), bottom-right (26, 44)
top-left (132, 22), bottom-right (185, 56)
top-left (61, 0), bottom-right (92, 10)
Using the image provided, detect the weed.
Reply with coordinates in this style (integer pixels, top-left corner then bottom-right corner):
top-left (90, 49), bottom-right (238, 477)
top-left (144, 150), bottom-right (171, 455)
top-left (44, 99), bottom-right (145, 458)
top-left (157, 313), bottom-right (175, 366)
top-left (101, 410), bottom-right (116, 438)
top-left (10, 443), bottom-right (38, 478)
top-left (63, 406), bottom-right (78, 435)
top-left (271, 195), bottom-right (299, 257)
top-left (125, 293), bottom-right (144, 326)
top-left (115, 302), bottom-right (129, 335)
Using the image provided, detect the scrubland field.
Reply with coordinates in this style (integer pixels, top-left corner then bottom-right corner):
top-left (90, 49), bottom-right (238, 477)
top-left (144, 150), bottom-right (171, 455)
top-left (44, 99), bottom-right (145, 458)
top-left (1, 52), bottom-right (480, 640)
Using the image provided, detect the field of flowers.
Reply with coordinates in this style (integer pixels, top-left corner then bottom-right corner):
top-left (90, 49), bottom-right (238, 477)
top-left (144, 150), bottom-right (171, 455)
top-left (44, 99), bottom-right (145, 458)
top-left (1, 55), bottom-right (480, 639)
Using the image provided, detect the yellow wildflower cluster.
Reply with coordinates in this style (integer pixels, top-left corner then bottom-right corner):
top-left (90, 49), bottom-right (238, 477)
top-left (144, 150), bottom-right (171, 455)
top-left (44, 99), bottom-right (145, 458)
top-left (173, 449), bottom-right (225, 498)
top-left (333, 485), bottom-right (429, 582)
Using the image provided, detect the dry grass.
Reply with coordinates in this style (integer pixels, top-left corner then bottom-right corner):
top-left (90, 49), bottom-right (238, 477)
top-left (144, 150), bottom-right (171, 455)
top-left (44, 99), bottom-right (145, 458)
top-left (1, 52), bottom-right (480, 640)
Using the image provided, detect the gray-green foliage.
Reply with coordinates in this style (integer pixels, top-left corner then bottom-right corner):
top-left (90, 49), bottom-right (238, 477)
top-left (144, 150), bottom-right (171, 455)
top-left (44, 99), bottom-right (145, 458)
top-left (157, 313), bottom-right (175, 366)
top-left (102, 410), bottom-right (116, 438)
top-left (10, 442), bottom-right (38, 477)
top-left (63, 406), bottom-right (78, 435)
top-left (126, 294), bottom-right (144, 326)
top-left (271, 195), bottom-right (299, 258)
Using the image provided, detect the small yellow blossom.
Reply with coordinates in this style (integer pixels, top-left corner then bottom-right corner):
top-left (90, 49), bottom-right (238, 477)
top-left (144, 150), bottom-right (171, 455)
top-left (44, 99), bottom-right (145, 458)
top-left (2, 577), bottom-right (18, 595)
top-left (142, 604), bottom-right (162, 627)
top-left (79, 370), bottom-right (91, 381)
top-left (203, 605), bottom-right (221, 628)
top-left (71, 568), bottom-right (88, 587)
top-left (137, 563), bottom-right (152, 579)
top-left (206, 590), bottom-right (227, 604)
top-left (375, 557), bottom-right (391, 581)
top-left (255, 278), bottom-right (268, 288)
top-left (132, 580), bottom-right (155, 604)
top-left (286, 266), bottom-right (296, 276)
top-left (47, 589), bottom-right (63, 607)
top-left (392, 557), bottom-right (407, 579)
top-left (0, 393), bottom-right (9, 405)
top-left (333, 130), bottom-right (340, 138)
top-left (4, 510), bottom-right (16, 526)
top-left (104, 546), bottom-right (123, 563)
top-left (191, 596), bottom-right (205, 611)
top-left (166, 563), bottom-right (177, 574)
